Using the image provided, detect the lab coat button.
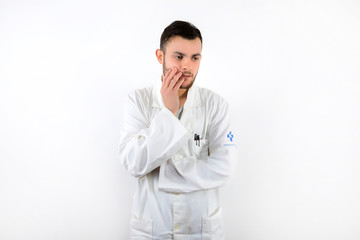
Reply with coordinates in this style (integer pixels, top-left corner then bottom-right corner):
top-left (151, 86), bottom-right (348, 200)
top-left (174, 224), bottom-right (179, 230)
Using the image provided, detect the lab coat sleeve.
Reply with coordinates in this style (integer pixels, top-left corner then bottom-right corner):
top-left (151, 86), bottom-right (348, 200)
top-left (119, 90), bottom-right (192, 178)
top-left (158, 99), bottom-right (236, 193)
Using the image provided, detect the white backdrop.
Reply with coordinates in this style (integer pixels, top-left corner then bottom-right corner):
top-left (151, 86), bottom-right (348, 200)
top-left (1, 0), bottom-right (359, 239)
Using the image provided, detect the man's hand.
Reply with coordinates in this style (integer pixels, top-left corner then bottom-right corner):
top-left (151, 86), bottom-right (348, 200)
top-left (160, 68), bottom-right (185, 116)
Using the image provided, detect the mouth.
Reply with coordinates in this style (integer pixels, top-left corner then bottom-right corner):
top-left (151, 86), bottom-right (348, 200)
top-left (181, 72), bottom-right (192, 78)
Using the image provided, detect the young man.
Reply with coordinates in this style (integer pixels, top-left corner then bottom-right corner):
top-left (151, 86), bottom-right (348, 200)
top-left (119, 20), bottom-right (235, 240)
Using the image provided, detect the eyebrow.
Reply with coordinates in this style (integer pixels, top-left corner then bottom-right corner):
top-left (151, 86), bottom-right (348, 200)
top-left (174, 51), bottom-right (202, 57)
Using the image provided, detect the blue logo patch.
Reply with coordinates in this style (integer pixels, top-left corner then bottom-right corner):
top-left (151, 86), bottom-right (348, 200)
top-left (227, 131), bottom-right (234, 142)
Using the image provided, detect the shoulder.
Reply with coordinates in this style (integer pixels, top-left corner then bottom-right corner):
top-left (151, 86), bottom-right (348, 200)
top-left (128, 85), bottom-right (152, 99)
top-left (127, 85), bottom-right (153, 104)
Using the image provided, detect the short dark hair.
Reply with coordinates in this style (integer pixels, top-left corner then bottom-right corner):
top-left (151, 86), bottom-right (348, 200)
top-left (160, 20), bottom-right (202, 51)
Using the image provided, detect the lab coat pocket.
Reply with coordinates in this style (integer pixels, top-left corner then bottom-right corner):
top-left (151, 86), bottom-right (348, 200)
top-left (130, 215), bottom-right (153, 239)
top-left (202, 208), bottom-right (224, 240)
top-left (193, 138), bottom-right (209, 158)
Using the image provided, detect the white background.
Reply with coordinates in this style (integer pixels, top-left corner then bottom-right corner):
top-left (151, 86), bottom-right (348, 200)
top-left (1, 0), bottom-right (359, 239)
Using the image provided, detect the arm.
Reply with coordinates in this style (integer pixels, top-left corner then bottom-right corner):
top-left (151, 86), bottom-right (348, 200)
top-left (158, 99), bottom-right (236, 193)
top-left (119, 91), bottom-right (191, 178)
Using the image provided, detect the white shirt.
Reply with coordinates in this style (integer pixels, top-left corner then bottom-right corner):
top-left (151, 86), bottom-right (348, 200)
top-left (119, 82), bottom-right (236, 239)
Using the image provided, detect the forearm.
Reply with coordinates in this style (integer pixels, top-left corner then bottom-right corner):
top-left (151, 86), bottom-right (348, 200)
top-left (158, 146), bottom-right (234, 193)
top-left (119, 108), bottom-right (191, 178)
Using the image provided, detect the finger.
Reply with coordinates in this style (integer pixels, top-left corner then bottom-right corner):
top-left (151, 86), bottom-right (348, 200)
top-left (173, 76), bottom-right (185, 91)
top-left (169, 71), bottom-right (183, 89)
top-left (162, 68), bottom-right (172, 88)
top-left (165, 68), bottom-right (178, 88)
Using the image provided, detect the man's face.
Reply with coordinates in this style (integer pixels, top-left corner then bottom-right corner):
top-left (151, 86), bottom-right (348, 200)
top-left (159, 36), bottom-right (202, 89)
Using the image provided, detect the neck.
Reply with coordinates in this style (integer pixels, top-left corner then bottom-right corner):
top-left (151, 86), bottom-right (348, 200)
top-left (178, 88), bottom-right (188, 97)
top-left (178, 88), bottom-right (188, 107)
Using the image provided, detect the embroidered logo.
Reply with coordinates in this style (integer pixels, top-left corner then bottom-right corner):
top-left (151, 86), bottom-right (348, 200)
top-left (227, 131), bottom-right (234, 142)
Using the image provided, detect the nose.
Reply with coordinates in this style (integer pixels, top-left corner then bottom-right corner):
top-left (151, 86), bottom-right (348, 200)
top-left (181, 59), bottom-right (192, 71)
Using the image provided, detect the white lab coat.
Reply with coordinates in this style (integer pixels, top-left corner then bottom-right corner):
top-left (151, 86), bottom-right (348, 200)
top-left (119, 82), bottom-right (236, 240)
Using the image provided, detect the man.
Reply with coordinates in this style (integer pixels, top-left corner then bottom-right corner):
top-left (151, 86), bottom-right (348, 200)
top-left (119, 20), bottom-right (235, 240)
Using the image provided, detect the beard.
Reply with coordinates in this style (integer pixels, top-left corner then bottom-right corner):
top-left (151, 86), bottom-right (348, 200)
top-left (162, 59), bottom-right (197, 90)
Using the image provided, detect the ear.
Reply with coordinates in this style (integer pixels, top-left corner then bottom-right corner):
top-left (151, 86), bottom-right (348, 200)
top-left (155, 49), bottom-right (163, 64)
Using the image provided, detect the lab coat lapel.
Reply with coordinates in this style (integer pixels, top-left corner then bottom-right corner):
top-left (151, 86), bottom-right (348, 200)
top-left (179, 85), bottom-right (202, 134)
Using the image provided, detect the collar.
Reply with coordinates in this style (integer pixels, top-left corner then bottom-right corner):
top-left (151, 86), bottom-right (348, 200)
top-left (152, 80), bottom-right (202, 108)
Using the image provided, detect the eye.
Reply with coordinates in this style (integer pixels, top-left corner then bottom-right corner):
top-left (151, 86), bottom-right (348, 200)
top-left (193, 57), bottom-right (199, 61)
top-left (175, 55), bottom-right (183, 60)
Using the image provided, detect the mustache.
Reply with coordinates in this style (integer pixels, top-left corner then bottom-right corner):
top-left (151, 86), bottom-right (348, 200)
top-left (181, 71), bottom-right (192, 75)
top-left (165, 68), bottom-right (193, 75)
